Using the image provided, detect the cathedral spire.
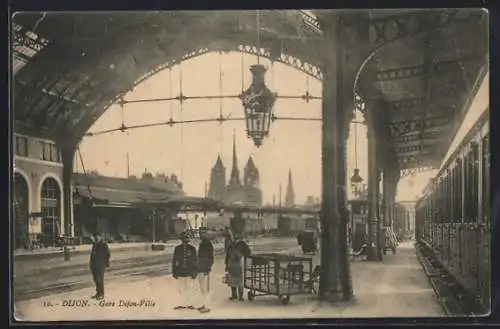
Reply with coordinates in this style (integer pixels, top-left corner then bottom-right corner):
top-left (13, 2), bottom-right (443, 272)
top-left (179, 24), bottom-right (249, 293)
top-left (285, 168), bottom-right (295, 207)
top-left (228, 130), bottom-right (241, 187)
top-left (215, 154), bottom-right (224, 168)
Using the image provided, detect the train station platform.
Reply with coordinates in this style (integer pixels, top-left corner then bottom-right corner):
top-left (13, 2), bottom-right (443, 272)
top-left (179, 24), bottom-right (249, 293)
top-left (14, 242), bottom-right (163, 260)
top-left (14, 242), bottom-right (444, 321)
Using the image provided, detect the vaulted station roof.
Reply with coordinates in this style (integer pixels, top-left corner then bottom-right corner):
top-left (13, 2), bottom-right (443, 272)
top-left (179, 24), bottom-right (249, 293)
top-left (12, 9), bottom-right (488, 171)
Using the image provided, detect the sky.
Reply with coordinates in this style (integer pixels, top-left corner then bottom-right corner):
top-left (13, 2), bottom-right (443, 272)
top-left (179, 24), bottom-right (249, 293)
top-left (76, 51), bottom-right (436, 204)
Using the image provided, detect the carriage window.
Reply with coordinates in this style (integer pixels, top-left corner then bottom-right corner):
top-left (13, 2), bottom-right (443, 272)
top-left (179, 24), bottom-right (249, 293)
top-left (471, 143), bottom-right (479, 222)
top-left (445, 172), bottom-right (450, 223)
top-left (455, 159), bottom-right (463, 223)
top-left (482, 134), bottom-right (490, 223)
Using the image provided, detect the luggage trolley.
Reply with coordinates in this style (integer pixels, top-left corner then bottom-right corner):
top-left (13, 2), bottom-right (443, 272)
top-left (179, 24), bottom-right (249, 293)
top-left (243, 253), bottom-right (316, 305)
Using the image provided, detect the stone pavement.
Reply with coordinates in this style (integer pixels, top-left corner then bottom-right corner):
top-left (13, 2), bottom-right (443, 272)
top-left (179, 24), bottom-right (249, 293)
top-left (14, 243), bottom-right (444, 321)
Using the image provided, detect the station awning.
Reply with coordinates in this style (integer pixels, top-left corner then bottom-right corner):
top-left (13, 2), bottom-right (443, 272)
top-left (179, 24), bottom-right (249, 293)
top-left (74, 185), bottom-right (172, 204)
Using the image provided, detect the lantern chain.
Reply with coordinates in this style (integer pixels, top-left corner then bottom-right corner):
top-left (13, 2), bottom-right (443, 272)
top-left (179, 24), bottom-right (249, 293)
top-left (169, 68), bottom-right (173, 119)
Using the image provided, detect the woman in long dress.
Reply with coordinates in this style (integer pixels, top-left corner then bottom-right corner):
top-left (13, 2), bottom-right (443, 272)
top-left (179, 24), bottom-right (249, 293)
top-left (224, 232), bottom-right (251, 301)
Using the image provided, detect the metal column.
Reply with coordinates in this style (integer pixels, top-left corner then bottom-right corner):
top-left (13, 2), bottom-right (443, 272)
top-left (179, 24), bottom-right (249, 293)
top-left (389, 171), bottom-right (399, 228)
top-left (60, 141), bottom-right (76, 238)
top-left (318, 13), bottom-right (352, 302)
top-left (366, 106), bottom-right (381, 261)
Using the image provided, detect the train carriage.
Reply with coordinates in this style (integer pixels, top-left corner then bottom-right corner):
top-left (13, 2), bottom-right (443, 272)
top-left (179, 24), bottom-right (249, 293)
top-left (415, 102), bottom-right (489, 313)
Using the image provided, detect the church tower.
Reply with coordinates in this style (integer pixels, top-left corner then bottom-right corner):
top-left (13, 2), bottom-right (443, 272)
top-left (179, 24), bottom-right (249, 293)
top-left (227, 130), bottom-right (241, 188)
top-left (244, 156), bottom-right (260, 188)
top-left (244, 156), bottom-right (262, 205)
top-left (208, 155), bottom-right (226, 201)
top-left (285, 168), bottom-right (295, 207)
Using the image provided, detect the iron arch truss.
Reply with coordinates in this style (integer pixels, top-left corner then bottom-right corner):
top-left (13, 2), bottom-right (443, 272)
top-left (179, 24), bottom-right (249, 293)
top-left (12, 9), bottom-right (488, 172)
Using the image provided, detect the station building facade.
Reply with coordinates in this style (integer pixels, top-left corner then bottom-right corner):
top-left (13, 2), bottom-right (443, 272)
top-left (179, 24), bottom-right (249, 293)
top-left (13, 133), bottom-right (66, 249)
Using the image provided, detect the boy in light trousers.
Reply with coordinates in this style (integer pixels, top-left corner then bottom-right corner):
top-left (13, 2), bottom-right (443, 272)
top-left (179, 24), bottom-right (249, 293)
top-left (197, 227), bottom-right (214, 313)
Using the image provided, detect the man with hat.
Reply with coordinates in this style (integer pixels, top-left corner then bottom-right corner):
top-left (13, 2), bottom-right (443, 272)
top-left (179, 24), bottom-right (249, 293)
top-left (172, 230), bottom-right (198, 310)
top-left (89, 232), bottom-right (110, 300)
top-left (196, 227), bottom-right (214, 313)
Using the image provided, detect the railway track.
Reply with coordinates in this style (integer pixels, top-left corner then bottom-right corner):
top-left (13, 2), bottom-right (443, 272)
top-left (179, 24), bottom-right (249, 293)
top-left (15, 240), bottom-right (298, 301)
top-left (415, 242), bottom-right (487, 316)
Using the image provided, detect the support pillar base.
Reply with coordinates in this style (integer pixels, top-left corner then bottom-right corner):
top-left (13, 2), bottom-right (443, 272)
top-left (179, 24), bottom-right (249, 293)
top-left (319, 290), bottom-right (344, 303)
top-left (367, 244), bottom-right (378, 261)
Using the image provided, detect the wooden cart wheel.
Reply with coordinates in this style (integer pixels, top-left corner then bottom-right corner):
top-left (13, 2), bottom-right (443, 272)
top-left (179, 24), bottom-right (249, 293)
top-left (247, 291), bottom-right (255, 301)
top-left (281, 295), bottom-right (290, 305)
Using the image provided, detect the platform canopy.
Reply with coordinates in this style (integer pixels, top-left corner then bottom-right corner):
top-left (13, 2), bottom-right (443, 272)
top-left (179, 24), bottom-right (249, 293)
top-left (12, 9), bottom-right (488, 170)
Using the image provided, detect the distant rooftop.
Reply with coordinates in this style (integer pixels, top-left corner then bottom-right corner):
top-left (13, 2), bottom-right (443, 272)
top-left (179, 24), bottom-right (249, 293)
top-left (73, 172), bottom-right (185, 204)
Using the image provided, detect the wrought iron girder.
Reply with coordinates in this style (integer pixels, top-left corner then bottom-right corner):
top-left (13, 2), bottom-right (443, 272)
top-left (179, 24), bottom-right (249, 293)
top-left (369, 9), bottom-right (462, 49)
top-left (13, 51), bottom-right (30, 63)
top-left (399, 166), bottom-right (436, 178)
top-left (389, 116), bottom-right (448, 137)
top-left (394, 131), bottom-right (442, 144)
top-left (12, 26), bottom-right (50, 52)
top-left (389, 97), bottom-right (424, 111)
top-left (239, 44), bottom-right (323, 80)
top-left (132, 44), bottom-right (322, 92)
top-left (299, 11), bottom-right (322, 35)
top-left (395, 143), bottom-right (437, 155)
top-left (397, 153), bottom-right (441, 169)
top-left (375, 56), bottom-right (477, 82)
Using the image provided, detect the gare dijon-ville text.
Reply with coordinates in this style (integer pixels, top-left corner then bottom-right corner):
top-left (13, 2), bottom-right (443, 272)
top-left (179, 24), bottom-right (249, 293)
top-left (42, 299), bottom-right (156, 308)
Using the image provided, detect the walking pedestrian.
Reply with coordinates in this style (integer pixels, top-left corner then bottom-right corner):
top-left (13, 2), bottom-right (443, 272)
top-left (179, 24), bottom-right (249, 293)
top-left (89, 233), bottom-right (110, 300)
top-left (172, 231), bottom-right (198, 310)
top-left (197, 227), bottom-right (214, 313)
top-left (225, 232), bottom-right (251, 301)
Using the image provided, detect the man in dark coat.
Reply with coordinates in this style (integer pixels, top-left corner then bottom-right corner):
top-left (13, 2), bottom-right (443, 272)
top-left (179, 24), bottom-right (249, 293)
top-left (89, 233), bottom-right (110, 300)
top-left (197, 227), bottom-right (214, 313)
top-left (172, 231), bottom-right (198, 310)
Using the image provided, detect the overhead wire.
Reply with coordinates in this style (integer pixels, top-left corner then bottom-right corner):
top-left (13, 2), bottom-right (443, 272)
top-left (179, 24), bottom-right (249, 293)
top-left (256, 10), bottom-right (261, 64)
top-left (241, 52), bottom-right (245, 93)
top-left (219, 52), bottom-right (224, 155)
top-left (119, 95), bottom-right (131, 177)
top-left (179, 63), bottom-right (184, 185)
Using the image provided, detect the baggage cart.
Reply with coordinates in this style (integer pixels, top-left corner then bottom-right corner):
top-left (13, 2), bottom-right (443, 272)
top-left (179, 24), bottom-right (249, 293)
top-left (243, 253), bottom-right (316, 305)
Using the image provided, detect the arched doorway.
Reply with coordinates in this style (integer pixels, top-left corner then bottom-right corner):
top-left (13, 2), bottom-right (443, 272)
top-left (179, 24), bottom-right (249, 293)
top-left (14, 173), bottom-right (30, 250)
top-left (40, 177), bottom-right (61, 247)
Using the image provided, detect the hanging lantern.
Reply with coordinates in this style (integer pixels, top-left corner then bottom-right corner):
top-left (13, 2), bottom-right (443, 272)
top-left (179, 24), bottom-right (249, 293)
top-left (350, 168), bottom-right (364, 198)
top-left (239, 64), bottom-right (277, 147)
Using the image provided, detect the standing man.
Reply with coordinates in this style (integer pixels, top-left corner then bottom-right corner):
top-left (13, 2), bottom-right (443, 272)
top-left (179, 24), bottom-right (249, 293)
top-left (90, 233), bottom-right (110, 300)
top-left (172, 231), bottom-right (198, 310)
top-left (197, 227), bottom-right (214, 313)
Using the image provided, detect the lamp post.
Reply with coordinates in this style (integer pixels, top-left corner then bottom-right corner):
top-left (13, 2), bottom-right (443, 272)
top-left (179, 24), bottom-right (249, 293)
top-left (239, 64), bottom-right (277, 147)
top-left (151, 209), bottom-right (156, 244)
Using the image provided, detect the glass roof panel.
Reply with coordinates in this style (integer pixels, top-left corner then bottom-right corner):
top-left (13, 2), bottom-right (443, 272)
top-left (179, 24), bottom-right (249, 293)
top-left (11, 22), bottom-right (50, 75)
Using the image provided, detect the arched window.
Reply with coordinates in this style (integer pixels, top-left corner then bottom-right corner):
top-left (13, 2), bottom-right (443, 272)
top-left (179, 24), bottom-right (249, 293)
top-left (14, 173), bottom-right (29, 249)
top-left (40, 177), bottom-right (61, 246)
